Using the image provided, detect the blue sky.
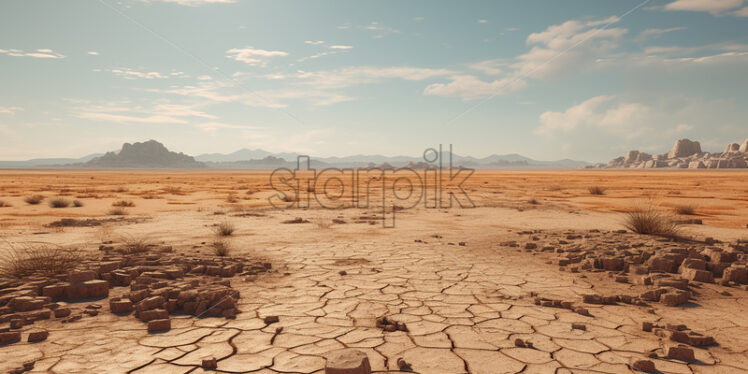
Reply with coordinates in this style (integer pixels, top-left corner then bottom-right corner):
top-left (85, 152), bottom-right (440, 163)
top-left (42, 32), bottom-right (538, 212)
top-left (0, 0), bottom-right (746, 162)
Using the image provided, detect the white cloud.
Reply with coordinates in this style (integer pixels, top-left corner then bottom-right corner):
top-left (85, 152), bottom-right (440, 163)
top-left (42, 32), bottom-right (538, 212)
top-left (585, 16), bottom-right (621, 27)
top-left (142, 0), bottom-right (236, 6)
top-left (226, 46), bottom-right (288, 66)
top-left (0, 106), bottom-right (23, 115)
top-left (664, 0), bottom-right (743, 14)
top-left (97, 67), bottom-right (181, 79)
top-left (304, 40), bottom-right (325, 45)
top-left (78, 112), bottom-right (188, 124)
top-left (73, 100), bottom-right (217, 125)
top-left (295, 66), bottom-right (454, 89)
top-left (423, 75), bottom-right (527, 100)
top-left (733, 6), bottom-right (748, 15)
top-left (0, 48), bottom-right (65, 59)
top-left (467, 59), bottom-right (505, 75)
top-left (478, 19), bottom-right (488, 24)
top-left (195, 122), bottom-right (263, 133)
top-left (356, 22), bottom-right (400, 38)
top-left (329, 45), bottom-right (353, 50)
top-left (88, 51), bottom-right (100, 56)
top-left (636, 27), bottom-right (685, 41)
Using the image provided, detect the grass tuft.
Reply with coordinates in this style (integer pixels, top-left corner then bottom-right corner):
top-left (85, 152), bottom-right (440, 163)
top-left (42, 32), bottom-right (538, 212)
top-left (108, 207), bottom-right (128, 216)
top-left (213, 221), bottom-right (236, 236)
top-left (48, 197), bottom-right (71, 208)
top-left (0, 241), bottom-right (82, 279)
top-left (112, 200), bottom-right (135, 207)
top-left (24, 195), bottom-right (45, 205)
top-left (212, 239), bottom-right (232, 257)
top-left (588, 186), bottom-right (607, 195)
top-left (624, 207), bottom-right (681, 237)
top-left (0, 200), bottom-right (11, 208)
top-left (674, 204), bottom-right (697, 215)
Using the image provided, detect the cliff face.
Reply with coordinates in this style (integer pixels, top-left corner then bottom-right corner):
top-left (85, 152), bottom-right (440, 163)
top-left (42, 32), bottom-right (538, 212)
top-left (85, 140), bottom-right (205, 169)
top-left (605, 138), bottom-right (748, 169)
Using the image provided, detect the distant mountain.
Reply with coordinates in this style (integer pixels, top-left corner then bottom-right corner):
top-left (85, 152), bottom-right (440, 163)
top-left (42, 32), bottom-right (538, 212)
top-left (0, 141), bottom-right (591, 170)
top-left (81, 140), bottom-right (205, 169)
top-left (0, 153), bottom-right (102, 168)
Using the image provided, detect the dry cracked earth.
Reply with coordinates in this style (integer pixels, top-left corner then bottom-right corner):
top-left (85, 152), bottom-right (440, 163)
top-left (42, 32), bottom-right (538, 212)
top-left (1, 171), bottom-right (748, 374)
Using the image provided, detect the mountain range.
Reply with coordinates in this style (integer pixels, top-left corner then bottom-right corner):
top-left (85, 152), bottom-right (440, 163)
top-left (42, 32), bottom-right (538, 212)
top-left (0, 140), bottom-right (591, 169)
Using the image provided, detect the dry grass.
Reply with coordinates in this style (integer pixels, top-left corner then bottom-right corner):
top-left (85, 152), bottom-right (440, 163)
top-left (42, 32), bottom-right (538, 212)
top-left (73, 200), bottom-right (84, 207)
top-left (112, 200), bottom-right (135, 207)
top-left (588, 186), bottom-right (607, 195)
top-left (24, 195), bottom-right (45, 205)
top-left (314, 218), bottom-right (332, 229)
top-left (212, 239), bottom-right (232, 257)
top-left (0, 241), bottom-right (82, 279)
top-left (674, 204), bottom-right (697, 215)
top-left (108, 207), bottom-right (128, 216)
top-left (48, 197), bottom-right (71, 208)
top-left (0, 200), bottom-right (11, 208)
top-left (213, 221), bottom-right (236, 236)
top-left (226, 194), bottom-right (239, 203)
top-left (546, 184), bottom-right (562, 191)
top-left (120, 234), bottom-right (152, 254)
top-left (624, 207), bottom-right (681, 237)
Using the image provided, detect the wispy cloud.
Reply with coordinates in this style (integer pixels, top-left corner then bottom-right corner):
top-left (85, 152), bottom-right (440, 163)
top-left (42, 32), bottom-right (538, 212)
top-left (329, 45), bottom-right (353, 50)
top-left (0, 48), bottom-right (65, 59)
top-left (141, 0), bottom-right (237, 6)
top-left (663, 0), bottom-right (744, 15)
top-left (226, 46), bottom-right (288, 66)
top-left (95, 67), bottom-right (186, 79)
top-left (0, 106), bottom-right (23, 115)
top-left (636, 26), bottom-right (686, 41)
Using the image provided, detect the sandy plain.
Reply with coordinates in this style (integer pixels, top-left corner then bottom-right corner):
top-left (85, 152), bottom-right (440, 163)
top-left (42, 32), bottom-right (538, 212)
top-left (0, 170), bottom-right (747, 374)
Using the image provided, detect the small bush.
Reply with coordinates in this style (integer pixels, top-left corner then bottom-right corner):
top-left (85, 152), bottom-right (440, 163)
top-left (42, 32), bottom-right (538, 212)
top-left (212, 240), bottom-right (231, 257)
top-left (226, 194), bottom-right (238, 203)
top-left (624, 207), bottom-right (681, 237)
top-left (24, 195), bottom-right (45, 205)
top-left (546, 185), bottom-right (562, 191)
top-left (120, 235), bottom-right (151, 254)
top-left (0, 200), bottom-right (11, 208)
top-left (0, 241), bottom-right (82, 279)
top-left (213, 221), bottom-right (236, 236)
top-left (674, 204), bottom-right (697, 215)
top-left (588, 186), bottom-right (607, 195)
top-left (72, 200), bottom-right (84, 207)
top-left (112, 200), bottom-right (135, 207)
top-left (49, 197), bottom-right (71, 208)
top-left (528, 198), bottom-right (539, 205)
top-left (108, 207), bottom-right (128, 216)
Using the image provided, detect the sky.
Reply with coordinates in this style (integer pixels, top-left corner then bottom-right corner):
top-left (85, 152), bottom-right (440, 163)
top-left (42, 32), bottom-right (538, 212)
top-left (0, 0), bottom-right (746, 162)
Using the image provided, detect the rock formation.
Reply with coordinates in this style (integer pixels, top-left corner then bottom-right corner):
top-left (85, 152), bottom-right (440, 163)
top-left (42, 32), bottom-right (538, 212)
top-left (84, 140), bottom-right (205, 169)
top-left (605, 138), bottom-right (747, 169)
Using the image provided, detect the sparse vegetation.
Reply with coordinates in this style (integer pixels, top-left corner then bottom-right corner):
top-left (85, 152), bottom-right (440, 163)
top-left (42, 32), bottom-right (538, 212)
top-left (314, 218), bottom-right (332, 229)
top-left (112, 200), bottom-right (135, 207)
top-left (73, 200), bottom-right (84, 207)
top-left (108, 207), bottom-right (128, 216)
top-left (588, 186), bottom-right (607, 195)
top-left (212, 239), bottom-right (232, 257)
top-left (226, 194), bottom-right (238, 203)
top-left (213, 221), bottom-right (236, 236)
top-left (674, 204), bottom-right (697, 215)
top-left (24, 195), bottom-right (45, 205)
top-left (528, 198), bottom-right (539, 205)
top-left (624, 207), bottom-right (681, 237)
top-left (0, 200), bottom-right (11, 208)
top-left (546, 184), bottom-right (562, 191)
top-left (48, 197), bottom-right (71, 208)
top-left (120, 234), bottom-right (151, 254)
top-left (0, 241), bottom-right (82, 279)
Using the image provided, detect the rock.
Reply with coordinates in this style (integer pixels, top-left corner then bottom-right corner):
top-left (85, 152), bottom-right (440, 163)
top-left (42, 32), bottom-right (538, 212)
top-left (681, 268), bottom-right (714, 283)
top-left (661, 289), bottom-right (690, 306)
top-left (396, 357), bottom-right (412, 372)
top-left (667, 346), bottom-right (695, 362)
top-left (740, 138), bottom-right (748, 153)
top-left (139, 309), bottom-right (169, 322)
top-left (325, 349), bottom-right (371, 374)
top-left (68, 270), bottom-right (97, 283)
top-left (10, 318), bottom-right (24, 329)
top-left (264, 315), bottom-right (280, 324)
top-left (723, 265), bottom-right (748, 284)
top-left (571, 323), bottom-right (586, 331)
top-left (147, 319), bottom-right (171, 332)
top-left (668, 139), bottom-right (702, 158)
top-left (27, 330), bottom-right (49, 343)
top-left (642, 321), bottom-right (654, 332)
top-left (0, 331), bottom-right (21, 344)
top-left (631, 359), bottom-right (656, 373)
top-left (110, 299), bottom-right (134, 314)
top-left (202, 357), bottom-right (218, 369)
top-left (54, 308), bottom-right (71, 318)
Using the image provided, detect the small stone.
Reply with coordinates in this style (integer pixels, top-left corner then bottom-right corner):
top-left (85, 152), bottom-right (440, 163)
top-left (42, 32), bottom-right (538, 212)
top-left (571, 323), bottom-right (586, 331)
top-left (0, 331), bottom-right (21, 344)
top-left (642, 321), bottom-right (654, 332)
top-left (10, 318), bottom-right (24, 329)
top-left (264, 315), bottom-right (280, 324)
top-left (54, 308), bottom-right (71, 318)
top-left (27, 330), bottom-right (49, 343)
top-left (339, 271), bottom-right (347, 276)
top-left (632, 359), bottom-right (656, 372)
top-left (147, 319), bottom-right (171, 332)
top-left (202, 357), bottom-right (218, 369)
top-left (397, 357), bottom-right (412, 372)
top-left (325, 349), bottom-right (371, 374)
top-left (667, 346), bottom-right (695, 362)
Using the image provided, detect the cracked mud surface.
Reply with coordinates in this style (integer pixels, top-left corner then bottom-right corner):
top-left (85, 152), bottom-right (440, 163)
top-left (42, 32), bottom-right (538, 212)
top-left (1, 171), bottom-right (748, 373)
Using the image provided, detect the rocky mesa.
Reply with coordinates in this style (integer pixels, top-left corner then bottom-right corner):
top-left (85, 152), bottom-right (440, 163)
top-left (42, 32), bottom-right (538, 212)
top-left (83, 140), bottom-right (205, 169)
top-left (605, 138), bottom-right (748, 169)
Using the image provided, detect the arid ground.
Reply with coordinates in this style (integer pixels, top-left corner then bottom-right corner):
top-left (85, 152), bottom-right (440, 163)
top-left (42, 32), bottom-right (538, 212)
top-left (1, 170), bottom-right (747, 373)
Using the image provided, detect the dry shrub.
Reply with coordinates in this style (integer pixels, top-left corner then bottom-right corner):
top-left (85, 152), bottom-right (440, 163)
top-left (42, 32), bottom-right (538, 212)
top-left (314, 218), bottom-right (332, 229)
top-left (120, 234), bottom-right (152, 254)
top-left (213, 221), bottom-right (236, 236)
top-left (212, 239), bottom-right (232, 257)
top-left (108, 207), bottom-right (128, 216)
top-left (112, 200), bottom-right (135, 207)
top-left (24, 195), bottom-right (45, 205)
top-left (528, 198), bottom-right (539, 205)
top-left (73, 200), bottom-right (84, 207)
top-left (624, 207), bottom-right (681, 237)
top-left (0, 200), bottom-right (11, 208)
top-left (226, 194), bottom-right (238, 203)
top-left (0, 241), bottom-right (82, 279)
top-left (588, 186), bottom-right (607, 195)
top-left (113, 187), bottom-right (128, 193)
top-left (48, 197), bottom-right (71, 208)
top-left (674, 204), bottom-right (697, 215)
top-left (162, 186), bottom-right (185, 195)
top-left (546, 185), bottom-right (562, 191)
